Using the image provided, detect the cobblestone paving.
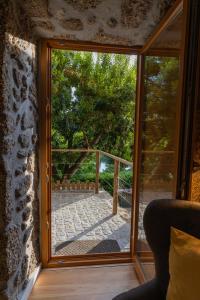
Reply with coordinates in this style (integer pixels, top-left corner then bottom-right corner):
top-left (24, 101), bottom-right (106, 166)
top-left (51, 190), bottom-right (131, 255)
top-left (51, 190), bottom-right (172, 255)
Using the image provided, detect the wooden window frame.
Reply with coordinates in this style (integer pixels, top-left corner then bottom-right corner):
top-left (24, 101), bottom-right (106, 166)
top-left (39, 40), bottom-right (140, 268)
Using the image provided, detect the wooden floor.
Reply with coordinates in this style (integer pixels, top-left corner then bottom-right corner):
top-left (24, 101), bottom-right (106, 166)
top-left (29, 264), bottom-right (139, 300)
top-left (142, 263), bottom-right (155, 281)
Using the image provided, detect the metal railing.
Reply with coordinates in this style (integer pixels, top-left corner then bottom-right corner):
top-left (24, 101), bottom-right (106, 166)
top-left (51, 148), bottom-right (175, 215)
top-left (51, 148), bottom-right (133, 215)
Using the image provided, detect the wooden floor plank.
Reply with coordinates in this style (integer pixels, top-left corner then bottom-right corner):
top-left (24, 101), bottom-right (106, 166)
top-left (29, 264), bottom-right (139, 300)
top-left (142, 263), bottom-right (155, 281)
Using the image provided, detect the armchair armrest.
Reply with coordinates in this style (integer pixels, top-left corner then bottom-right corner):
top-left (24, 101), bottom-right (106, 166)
top-left (113, 199), bottom-right (200, 300)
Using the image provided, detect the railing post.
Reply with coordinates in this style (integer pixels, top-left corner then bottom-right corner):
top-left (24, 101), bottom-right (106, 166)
top-left (95, 151), bottom-right (100, 194)
top-left (113, 160), bottom-right (119, 215)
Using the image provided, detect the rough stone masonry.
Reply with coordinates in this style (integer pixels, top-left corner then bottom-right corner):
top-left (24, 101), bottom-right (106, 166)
top-left (0, 1), bottom-right (40, 299)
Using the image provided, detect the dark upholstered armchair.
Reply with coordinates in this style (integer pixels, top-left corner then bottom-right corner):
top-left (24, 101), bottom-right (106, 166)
top-left (113, 199), bottom-right (200, 300)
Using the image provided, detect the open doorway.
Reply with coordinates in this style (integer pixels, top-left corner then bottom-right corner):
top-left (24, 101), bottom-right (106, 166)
top-left (50, 48), bottom-right (137, 258)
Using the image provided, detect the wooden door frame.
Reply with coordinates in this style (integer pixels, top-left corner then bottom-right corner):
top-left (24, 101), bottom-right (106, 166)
top-left (39, 39), bottom-right (140, 268)
top-left (39, 41), bottom-right (52, 267)
top-left (38, 0), bottom-right (190, 271)
top-left (132, 0), bottom-right (200, 282)
top-left (176, 0), bottom-right (200, 200)
top-left (132, 52), bottom-right (182, 281)
top-left (132, 0), bottom-right (188, 282)
top-left (140, 0), bottom-right (183, 55)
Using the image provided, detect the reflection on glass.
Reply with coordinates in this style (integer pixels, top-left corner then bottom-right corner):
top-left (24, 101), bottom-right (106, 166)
top-left (138, 56), bottom-right (180, 250)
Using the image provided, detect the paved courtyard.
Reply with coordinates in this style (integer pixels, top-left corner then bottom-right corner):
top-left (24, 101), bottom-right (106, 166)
top-left (51, 189), bottom-right (172, 256)
top-left (51, 190), bottom-right (131, 255)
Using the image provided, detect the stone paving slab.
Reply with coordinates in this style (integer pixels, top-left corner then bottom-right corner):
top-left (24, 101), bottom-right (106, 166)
top-left (51, 190), bottom-right (131, 255)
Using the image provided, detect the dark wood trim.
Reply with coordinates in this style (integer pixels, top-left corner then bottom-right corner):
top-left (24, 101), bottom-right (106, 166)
top-left (44, 256), bottom-right (133, 269)
top-left (145, 48), bottom-right (180, 57)
top-left (189, 17), bottom-right (200, 200)
top-left (174, 0), bottom-right (189, 199)
top-left (46, 39), bottom-right (140, 54)
top-left (48, 46), bottom-right (52, 261)
top-left (45, 251), bottom-right (134, 268)
top-left (176, 0), bottom-right (200, 199)
top-left (132, 55), bottom-right (145, 254)
top-left (39, 40), bottom-right (50, 266)
top-left (140, 0), bottom-right (183, 54)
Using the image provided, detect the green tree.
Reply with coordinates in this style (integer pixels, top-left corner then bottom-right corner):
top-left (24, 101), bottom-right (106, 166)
top-left (51, 50), bottom-right (136, 179)
top-left (142, 56), bottom-right (179, 182)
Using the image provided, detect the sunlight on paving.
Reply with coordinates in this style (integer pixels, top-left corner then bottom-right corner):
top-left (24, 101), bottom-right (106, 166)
top-left (51, 190), bottom-right (131, 255)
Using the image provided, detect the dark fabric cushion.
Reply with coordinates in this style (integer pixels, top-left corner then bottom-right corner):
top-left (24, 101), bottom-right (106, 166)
top-left (113, 199), bottom-right (200, 300)
top-left (113, 279), bottom-right (164, 300)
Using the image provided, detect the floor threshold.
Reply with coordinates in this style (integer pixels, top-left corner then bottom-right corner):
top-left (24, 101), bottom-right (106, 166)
top-left (29, 263), bottom-right (139, 300)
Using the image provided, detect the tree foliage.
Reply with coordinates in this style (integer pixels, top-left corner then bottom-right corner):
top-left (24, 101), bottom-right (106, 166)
top-left (51, 50), bottom-right (136, 179)
top-left (52, 50), bottom-right (136, 156)
top-left (143, 56), bottom-right (179, 151)
top-left (51, 51), bottom-right (179, 187)
top-left (142, 56), bottom-right (179, 182)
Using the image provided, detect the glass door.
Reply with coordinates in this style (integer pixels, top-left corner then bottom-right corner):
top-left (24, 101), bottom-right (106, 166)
top-left (50, 48), bottom-right (137, 260)
top-left (133, 9), bottom-right (184, 280)
top-left (136, 54), bottom-right (180, 253)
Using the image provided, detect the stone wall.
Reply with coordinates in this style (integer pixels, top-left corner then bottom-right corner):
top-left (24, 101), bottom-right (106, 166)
top-left (20, 0), bottom-right (175, 46)
top-left (0, 1), bottom-right (40, 299)
top-left (0, 2), bottom-right (9, 298)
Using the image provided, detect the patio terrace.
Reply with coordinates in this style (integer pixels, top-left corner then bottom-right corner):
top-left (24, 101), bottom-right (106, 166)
top-left (51, 190), bottom-right (131, 256)
top-left (51, 149), bottom-right (172, 256)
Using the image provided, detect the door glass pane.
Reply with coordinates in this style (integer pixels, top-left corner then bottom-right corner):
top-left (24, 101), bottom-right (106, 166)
top-left (50, 49), bottom-right (137, 257)
top-left (137, 56), bottom-right (180, 251)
